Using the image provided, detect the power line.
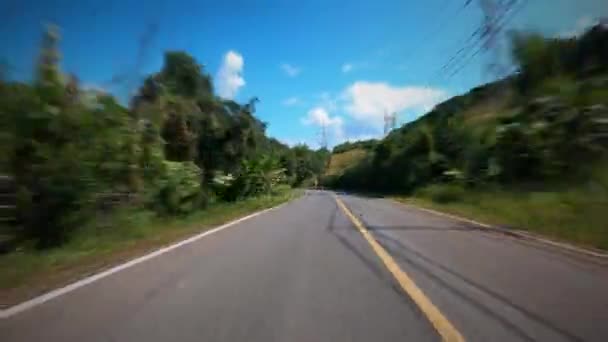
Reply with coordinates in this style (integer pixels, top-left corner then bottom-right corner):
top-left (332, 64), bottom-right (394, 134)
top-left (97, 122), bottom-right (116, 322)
top-left (399, 0), bottom-right (471, 71)
top-left (428, 0), bottom-right (527, 86)
top-left (421, 1), bottom-right (495, 87)
top-left (444, 0), bottom-right (527, 80)
top-left (441, 2), bottom-right (508, 74)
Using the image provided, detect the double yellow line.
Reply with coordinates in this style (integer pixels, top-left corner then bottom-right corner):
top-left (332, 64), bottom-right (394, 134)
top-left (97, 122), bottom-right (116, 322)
top-left (334, 196), bottom-right (465, 342)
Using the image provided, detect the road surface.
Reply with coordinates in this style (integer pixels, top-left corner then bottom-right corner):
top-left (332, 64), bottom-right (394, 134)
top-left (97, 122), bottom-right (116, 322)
top-left (1, 191), bottom-right (607, 341)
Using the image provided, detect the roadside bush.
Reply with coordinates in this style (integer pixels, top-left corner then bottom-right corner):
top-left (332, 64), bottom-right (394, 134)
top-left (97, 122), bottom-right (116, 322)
top-left (493, 123), bottom-right (542, 182)
top-left (9, 92), bottom-right (99, 247)
top-left (154, 161), bottom-right (205, 215)
top-left (1, 25), bottom-right (322, 251)
top-left (270, 184), bottom-right (291, 196)
top-left (221, 157), bottom-right (287, 201)
top-left (17, 143), bottom-right (97, 248)
top-left (296, 177), bottom-right (317, 189)
top-left (416, 184), bottom-right (466, 204)
top-left (209, 171), bottom-right (234, 201)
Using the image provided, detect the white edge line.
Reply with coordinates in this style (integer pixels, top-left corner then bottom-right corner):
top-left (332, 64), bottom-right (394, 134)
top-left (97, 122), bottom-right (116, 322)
top-left (0, 201), bottom-right (289, 319)
top-left (395, 200), bottom-right (608, 259)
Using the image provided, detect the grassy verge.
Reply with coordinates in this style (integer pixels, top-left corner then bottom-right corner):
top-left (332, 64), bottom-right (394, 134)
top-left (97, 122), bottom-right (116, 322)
top-left (394, 181), bottom-right (608, 251)
top-left (0, 188), bottom-right (301, 308)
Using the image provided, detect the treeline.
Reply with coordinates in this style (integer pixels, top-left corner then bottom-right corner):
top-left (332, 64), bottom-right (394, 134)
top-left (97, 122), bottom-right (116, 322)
top-left (0, 25), bottom-right (327, 248)
top-left (324, 23), bottom-right (608, 195)
top-left (331, 139), bottom-right (378, 154)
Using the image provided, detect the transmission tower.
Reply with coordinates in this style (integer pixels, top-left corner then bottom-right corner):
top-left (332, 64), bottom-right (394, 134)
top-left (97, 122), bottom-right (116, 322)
top-left (319, 123), bottom-right (328, 149)
top-left (383, 111), bottom-right (389, 136)
top-left (383, 111), bottom-right (397, 136)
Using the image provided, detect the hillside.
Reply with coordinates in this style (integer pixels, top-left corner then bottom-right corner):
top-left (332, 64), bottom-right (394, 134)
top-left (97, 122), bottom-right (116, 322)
top-left (323, 24), bottom-right (608, 249)
top-left (325, 148), bottom-right (368, 177)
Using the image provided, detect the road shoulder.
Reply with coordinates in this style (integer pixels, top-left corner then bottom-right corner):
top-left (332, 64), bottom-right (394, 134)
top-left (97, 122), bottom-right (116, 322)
top-left (392, 197), bottom-right (608, 261)
top-left (1, 190), bottom-right (301, 312)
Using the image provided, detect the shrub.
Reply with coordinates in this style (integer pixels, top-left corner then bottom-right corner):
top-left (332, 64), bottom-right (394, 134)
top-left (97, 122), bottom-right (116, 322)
top-left (221, 157), bottom-right (287, 201)
top-left (417, 184), bottom-right (466, 204)
top-left (153, 161), bottom-right (205, 215)
top-left (18, 148), bottom-right (96, 248)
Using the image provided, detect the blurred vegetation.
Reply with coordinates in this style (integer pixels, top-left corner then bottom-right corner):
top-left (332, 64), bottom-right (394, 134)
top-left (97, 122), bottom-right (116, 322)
top-left (324, 24), bottom-right (608, 248)
top-left (331, 139), bottom-right (378, 154)
top-left (403, 162), bottom-right (608, 249)
top-left (0, 25), bottom-right (328, 251)
top-left (325, 148), bottom-right (368, 177)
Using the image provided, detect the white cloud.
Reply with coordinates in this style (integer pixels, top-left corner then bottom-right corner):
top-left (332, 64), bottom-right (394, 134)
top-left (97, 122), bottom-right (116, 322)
top-left (216, 50), bottom-right (245, 99)
top-left (342, 63), bottom-right (354, 73)
top-left (559, 16), bottom-right (599, 38)
top-left (302, 107), bottom-right (342, 127)
top-left (341, 81), bottom-right (446, 129)
top-left (301, 107), bottom-right (344, 142)
top-left (282, 97), bottom-right (301, 106)
top-left (281, 63), bottom-right (301, 77)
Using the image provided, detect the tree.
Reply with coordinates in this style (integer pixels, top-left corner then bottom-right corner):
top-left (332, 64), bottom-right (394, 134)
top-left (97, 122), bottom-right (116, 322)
top-left (36, 24), bottom-right (64, 107)
top-left (159, 51), bottom-right (213, 98)
top-left (1, 26), bottom-right (338, 249)
top-left (161, 97), bottom-right (199, 162)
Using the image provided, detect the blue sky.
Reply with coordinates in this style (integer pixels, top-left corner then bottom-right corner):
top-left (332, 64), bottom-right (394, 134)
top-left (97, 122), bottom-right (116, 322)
top-left (2, 0), bottom-right (607, 147)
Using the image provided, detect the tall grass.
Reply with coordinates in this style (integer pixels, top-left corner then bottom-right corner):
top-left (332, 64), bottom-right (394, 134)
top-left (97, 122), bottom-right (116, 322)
top-left (404, 164), bottom-right (608, 250)
top-left (325, 148), bottom-right (369, 176)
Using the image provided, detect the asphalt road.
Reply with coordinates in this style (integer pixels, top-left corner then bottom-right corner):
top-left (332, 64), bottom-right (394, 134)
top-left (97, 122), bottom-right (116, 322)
top-left (1, 190), bottom-right (607, 341)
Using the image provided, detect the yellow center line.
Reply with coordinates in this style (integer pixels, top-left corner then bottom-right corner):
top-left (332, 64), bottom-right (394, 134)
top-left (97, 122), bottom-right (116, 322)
top-left (334, 195), bottom-right (465, 342)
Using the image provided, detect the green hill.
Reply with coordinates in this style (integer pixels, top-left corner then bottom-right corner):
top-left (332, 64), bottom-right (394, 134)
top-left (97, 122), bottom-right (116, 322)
top-left (325, 140), bottom-right (376, 178)
top-left (325, 148), bottom-right (369, 177)
top-left (324, 24), bottom-right (608, 250)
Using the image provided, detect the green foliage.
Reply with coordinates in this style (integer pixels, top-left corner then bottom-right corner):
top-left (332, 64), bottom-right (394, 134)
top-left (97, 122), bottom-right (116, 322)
top-left (1, 25), bottom-right (323, 250)
top-left (416, 184), bottom-right (466, 204)
top-left (153, 161), bottom-right (204, 215)
top-left (510, 24), bottom-right (608, 95)
top-left (160, 51), bottom-right (213, 98)
top-left (2, 36), bottom-right (126, 247)
top-left (160, 97), bottom-right (199, 162)
top-left (403, 163), bottom-right (608, 250)
top-left (332, 139), bottom-right (378, 154)
top-left (291, 145), bottom-right (329, 186)
top-left (9, 95), bottom-right (100, 247)
top-left (222, 156), bottom-right (287, 201)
